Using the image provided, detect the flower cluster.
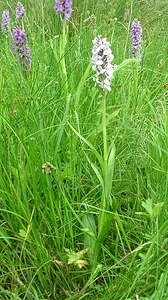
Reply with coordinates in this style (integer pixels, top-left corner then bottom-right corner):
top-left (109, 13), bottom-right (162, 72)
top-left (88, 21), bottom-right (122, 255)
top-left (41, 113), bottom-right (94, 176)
top-left (16, 2), bottom-right (26, 19)
top-left (91, 35), bottom-right (114, 92)
top-left (12, 27), bottom-right (31, 70)
top-left (1, 10), bottom-right (10, 34)
top-left (54, 0), bottom-right (73, 20)
top-left (130, 19), bottom-right (142, 61)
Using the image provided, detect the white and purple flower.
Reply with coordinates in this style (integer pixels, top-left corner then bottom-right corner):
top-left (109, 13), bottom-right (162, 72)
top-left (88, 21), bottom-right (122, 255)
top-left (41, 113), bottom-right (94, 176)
top-left (92, 35), bottom-right (114, 92)
top-left (1, 10), bottom-right (10, 35)
top-left (16, 2), bottom-right (26, 19)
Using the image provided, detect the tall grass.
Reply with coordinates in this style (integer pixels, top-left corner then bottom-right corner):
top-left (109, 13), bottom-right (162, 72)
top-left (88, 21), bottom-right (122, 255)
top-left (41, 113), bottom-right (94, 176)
top-left (0, 0), bottom-right (168, 299)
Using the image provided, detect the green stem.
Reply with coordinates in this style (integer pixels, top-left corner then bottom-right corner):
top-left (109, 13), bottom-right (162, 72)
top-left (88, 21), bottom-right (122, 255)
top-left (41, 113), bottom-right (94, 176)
top-left (102, 91), bottom-right (108, 210)
top-left (60, 21), bottom-right (68, 96)
top-left (98, 92), bottom-right (108, 237)
top-left (133, 59), bottom-right (139, 104)
top-left (93, 91), bottom-right (109, 268)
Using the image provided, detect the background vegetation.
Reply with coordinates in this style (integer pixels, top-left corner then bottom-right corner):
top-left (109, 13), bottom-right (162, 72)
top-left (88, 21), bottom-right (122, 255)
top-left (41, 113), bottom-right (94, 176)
top-left (0, 0), bottom-right (168, 299)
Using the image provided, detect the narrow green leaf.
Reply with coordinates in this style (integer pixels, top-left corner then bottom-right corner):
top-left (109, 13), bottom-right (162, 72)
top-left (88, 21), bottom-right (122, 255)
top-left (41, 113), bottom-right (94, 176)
top-left (153, 202), bottom-right (164, 218)
top-left (75, 62), bottom-right (92, 107)
top-left (107, 142), bottom-right (115, 199)
top-left (68, 122), bottom-right (104, 171)
top-left (115, 212), bottom-right (131, 251)
top-left (94, 110), bottom-right (120, 134)
top-left (114, 58), bottom-right (137, 74)
top-left (98, 212), bottom-right (114, 242)
top-left (142, 198), bottom-right (153, 217)
top-left (0, 229), bottom-right (11, 246)
top-left (86, 154), bottom-right (104, 189)
top-left (106, 109), bottom-right (120, 124)
top-left (56, 93), bottom-right (71, 153)
top-left (82, 213), bottom-right (97, 264)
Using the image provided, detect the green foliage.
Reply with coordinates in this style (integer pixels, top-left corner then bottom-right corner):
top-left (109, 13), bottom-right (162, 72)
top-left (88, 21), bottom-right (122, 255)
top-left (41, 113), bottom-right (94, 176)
top-left (142, 198), bottom-right (164, 219)
top-left (0, 0), bottom-right (168, 299)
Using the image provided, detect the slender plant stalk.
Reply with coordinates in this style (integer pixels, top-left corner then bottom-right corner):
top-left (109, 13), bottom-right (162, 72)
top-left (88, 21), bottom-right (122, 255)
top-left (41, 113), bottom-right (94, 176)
top-left (92, 91), bottom-right (109, 268)
top-left (60, 20), bottom-right (69, 96)
top-left (133, 59), bottom-right (139, 104)
top-left (102, 91), bottom-right (108, 204)
top-left (98, 91), bottom-right (108, 235)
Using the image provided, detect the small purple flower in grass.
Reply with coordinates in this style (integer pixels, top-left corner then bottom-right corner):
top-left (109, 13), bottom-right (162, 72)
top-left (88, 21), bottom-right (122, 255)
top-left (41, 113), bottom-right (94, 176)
top-left (1, 10), bottom-right (10, 34)
top-left (131, 19), bottom-right (142, 62)
top-left (54, 0), bottom-right (73, 20)
top-left (12, 27), bottom-right (31, 70)
top-left (16, 2), bottom-right (26, 19)
top-left (92, 35), bottom-right (114, 92)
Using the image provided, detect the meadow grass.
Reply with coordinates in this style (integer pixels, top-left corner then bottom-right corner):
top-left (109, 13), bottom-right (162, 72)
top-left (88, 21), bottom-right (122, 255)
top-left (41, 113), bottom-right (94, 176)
top-left (0, 0), bottom-right (168, 299)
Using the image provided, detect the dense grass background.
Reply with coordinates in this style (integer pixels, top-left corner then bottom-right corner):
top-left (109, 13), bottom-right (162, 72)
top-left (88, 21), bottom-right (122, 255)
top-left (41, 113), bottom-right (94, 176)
top-left (0, 0), bottom-right (168, 299)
